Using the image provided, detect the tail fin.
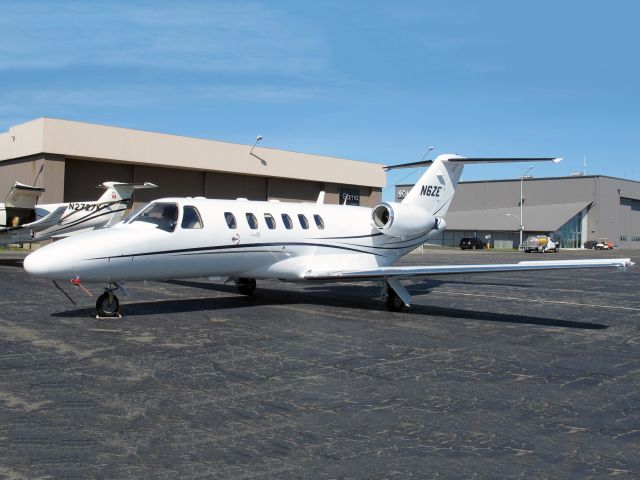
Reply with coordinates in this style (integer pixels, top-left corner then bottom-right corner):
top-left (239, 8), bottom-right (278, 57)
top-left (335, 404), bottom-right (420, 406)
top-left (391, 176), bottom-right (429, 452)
top-left (395, 154), bottom-right (465, 217)
top-left (386, 155), bottom-right (561, 218)
top-left (97, 182), bottom-right (157, 204)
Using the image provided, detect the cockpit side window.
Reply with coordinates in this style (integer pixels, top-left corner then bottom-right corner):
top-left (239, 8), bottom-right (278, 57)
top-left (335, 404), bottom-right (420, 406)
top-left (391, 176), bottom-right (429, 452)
top-left (181, 206), bottom-right (203, 229)
top-left (129, 202), bottom-right (179, 232)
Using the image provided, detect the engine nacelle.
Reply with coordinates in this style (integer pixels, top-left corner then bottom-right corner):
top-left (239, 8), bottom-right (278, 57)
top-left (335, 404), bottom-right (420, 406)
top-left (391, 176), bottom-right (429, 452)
top-left (371, 202), bottom-right (437, 238)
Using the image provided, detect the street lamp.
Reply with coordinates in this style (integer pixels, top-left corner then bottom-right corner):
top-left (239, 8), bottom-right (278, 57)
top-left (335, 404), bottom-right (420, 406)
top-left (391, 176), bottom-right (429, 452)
top-left (519, 165), bottom-right (534, 250)
top-left (249, 135), bottom-right (263, 155)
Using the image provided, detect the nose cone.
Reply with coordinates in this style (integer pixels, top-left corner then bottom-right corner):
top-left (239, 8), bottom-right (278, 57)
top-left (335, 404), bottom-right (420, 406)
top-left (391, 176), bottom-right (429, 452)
top-left (23, 242), bottom-right (75, 279)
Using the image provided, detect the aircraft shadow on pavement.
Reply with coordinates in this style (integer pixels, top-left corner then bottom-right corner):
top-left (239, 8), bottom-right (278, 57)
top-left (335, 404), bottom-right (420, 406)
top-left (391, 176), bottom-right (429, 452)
top-left (51, 279), bottom-right (607, 330)
top-left (0, 258), bottom-right (24, 267)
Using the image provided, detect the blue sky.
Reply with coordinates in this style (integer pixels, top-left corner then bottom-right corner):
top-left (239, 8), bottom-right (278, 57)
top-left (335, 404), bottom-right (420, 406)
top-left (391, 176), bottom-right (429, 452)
top-left (1, 1), bottom-right (638, 200)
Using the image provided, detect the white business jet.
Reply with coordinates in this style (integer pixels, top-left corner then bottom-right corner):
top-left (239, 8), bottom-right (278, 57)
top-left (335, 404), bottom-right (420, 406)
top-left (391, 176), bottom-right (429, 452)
top-left (0, 181), bottom-right (156, 245)
top-left (23, 155), bottom-right (633, 317)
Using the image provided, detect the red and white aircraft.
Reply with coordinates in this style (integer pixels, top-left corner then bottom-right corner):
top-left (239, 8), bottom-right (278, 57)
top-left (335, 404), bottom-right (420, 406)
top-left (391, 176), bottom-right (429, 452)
top-left (23, 155), bottom-right (633, 317)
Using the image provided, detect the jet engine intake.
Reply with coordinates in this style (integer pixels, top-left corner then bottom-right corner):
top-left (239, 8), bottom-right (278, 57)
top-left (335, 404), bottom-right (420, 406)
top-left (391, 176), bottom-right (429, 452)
top-left (371, 202), bottom-right (436, 238)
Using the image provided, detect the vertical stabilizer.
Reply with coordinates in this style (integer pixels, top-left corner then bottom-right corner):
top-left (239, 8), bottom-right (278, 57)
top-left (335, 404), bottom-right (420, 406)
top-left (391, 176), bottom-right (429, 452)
top-left (386, 155), bottom-right (561, 219)
top-left (400, 154), bottom-right (464, 218)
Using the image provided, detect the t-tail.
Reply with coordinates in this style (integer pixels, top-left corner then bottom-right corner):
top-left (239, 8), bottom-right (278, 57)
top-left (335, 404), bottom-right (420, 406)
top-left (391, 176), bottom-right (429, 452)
top-left (96, 182), bottom-right (157, 226)
top-left (97, 182), bottom-right (157, 204)
top-left (385, 155), bottom-right (562, 219)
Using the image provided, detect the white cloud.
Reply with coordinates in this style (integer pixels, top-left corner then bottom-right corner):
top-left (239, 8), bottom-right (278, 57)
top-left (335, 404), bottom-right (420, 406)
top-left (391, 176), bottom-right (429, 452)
top-left (0, 1), bottom-right (330, 76)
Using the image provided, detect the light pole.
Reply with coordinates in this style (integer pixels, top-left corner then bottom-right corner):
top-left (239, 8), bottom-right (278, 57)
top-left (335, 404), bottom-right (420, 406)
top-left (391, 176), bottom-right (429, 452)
top-left (249, 135), bottom-right (263, 155)
top-left (519, 165), bottom-right (534, 250)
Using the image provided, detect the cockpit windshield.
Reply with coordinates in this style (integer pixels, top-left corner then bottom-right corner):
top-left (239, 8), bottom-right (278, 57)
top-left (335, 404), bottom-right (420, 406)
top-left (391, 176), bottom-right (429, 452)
top-left (128, 202), bottom-right (179, 232)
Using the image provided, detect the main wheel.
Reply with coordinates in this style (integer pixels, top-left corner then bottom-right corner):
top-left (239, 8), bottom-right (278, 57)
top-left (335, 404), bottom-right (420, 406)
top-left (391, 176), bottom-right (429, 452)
top-left (385, 289), bottom-right (405, 312)
top-left (96, 292), bottom-right (120, 317)
top-left (236, 278), bottom-right (256, 295)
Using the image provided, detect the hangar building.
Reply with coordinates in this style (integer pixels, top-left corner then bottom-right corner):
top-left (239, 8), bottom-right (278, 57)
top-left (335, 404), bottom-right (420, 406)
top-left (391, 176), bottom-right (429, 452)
top-left (396, 175), bottom-right (640, 249)
top-left (0, 118), bottom-right (385, 209)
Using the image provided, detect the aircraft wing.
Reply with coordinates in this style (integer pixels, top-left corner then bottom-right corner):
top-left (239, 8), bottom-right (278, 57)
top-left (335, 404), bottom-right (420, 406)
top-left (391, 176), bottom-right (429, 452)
top-left (304, 258), bottom-right (634, 307)
top-left (305, 258), bottom-right (635, 280)
top-left (0, 206), bottom-right (67, 234)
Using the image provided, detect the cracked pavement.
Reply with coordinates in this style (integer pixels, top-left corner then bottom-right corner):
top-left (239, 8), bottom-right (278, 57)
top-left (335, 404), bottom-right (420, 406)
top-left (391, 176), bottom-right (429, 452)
top-left (0, 249), bottom-right (639, 479)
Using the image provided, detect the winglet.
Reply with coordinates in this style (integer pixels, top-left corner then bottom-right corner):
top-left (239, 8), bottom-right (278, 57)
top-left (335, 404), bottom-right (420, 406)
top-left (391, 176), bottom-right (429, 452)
top-left (316, 191), bottom-right (325, 205)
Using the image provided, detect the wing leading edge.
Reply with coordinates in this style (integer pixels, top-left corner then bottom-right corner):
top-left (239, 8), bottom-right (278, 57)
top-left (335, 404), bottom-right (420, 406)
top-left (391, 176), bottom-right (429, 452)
top-left (305, 258), bottom-right (634, 308)
top-left (304, 258), bottom-right (635, 281)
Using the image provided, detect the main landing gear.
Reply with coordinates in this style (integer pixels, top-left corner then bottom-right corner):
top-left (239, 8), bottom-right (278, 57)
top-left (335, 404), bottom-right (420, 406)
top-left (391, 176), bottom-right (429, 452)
top-left (235, 278), bottom-right (256, 295)
top-left (96, 283), bottom-right (121, 318)
top-left (382, 280), bottom-right (408, 312)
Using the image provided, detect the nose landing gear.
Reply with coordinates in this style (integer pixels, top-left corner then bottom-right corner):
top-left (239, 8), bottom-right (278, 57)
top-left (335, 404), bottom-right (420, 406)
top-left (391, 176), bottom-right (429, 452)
top-left (96, 283), bottom-right (121, 318)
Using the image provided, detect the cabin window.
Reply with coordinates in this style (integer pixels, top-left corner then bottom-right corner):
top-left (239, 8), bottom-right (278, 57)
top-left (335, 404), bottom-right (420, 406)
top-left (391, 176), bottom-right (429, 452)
top-left (246, 213), bottom-right (258, 229)
top-left (129, 202), bottom-right (179, 232)
top-left (264, 213), bottom-right (276, 229)
top-left (224, 212), bottom-right (237, 229)
top-left (298, 214), bottom-right (309, 229)
top-left (281, 214), bottom-right (293, 229)
top-left (313, 214), bottom-right (325, 230)
top-left (181, 206), bottom-right (203, 229)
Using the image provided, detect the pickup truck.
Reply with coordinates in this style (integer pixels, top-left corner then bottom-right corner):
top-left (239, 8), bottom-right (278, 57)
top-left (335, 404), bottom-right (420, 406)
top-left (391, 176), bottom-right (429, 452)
top-left (522, 235), bottom-right (559, 253)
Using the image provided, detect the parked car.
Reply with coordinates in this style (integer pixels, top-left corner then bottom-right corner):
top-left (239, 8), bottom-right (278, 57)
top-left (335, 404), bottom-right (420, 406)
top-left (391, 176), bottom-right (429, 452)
top-left (595, 238), bottom-right (614, 250)
top-left (459, 237), bottom-right (486, 250)
top-left (583, 240), bottom-right (598, 249)
top-left (522, 235), bottom-right (559, 253)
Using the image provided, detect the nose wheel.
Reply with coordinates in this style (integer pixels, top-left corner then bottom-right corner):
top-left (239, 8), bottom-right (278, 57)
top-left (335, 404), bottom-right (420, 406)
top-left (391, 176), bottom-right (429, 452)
top-left (96, 288), bottom-right (120, 318)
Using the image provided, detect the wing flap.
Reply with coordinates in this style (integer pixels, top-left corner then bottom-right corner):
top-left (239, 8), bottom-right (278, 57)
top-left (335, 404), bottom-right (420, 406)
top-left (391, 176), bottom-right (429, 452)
top-left (304, 258), bottom-right (635, 280)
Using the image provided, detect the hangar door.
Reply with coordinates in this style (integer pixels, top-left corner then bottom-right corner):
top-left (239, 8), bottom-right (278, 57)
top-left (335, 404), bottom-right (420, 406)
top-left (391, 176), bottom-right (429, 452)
top-left (64, 159), bottom-right (134, 202)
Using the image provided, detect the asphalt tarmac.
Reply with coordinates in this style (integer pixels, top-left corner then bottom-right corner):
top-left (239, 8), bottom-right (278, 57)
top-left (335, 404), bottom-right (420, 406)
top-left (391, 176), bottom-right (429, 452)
top-left (0, 248), bottom-right (639, 479)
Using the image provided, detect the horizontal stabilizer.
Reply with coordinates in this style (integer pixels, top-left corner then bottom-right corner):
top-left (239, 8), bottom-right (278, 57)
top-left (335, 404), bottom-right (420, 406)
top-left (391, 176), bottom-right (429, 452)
top-left (5, 181), bottom-right (45, 209)
top-left (97, 182), bottom-right (158, 203)
top-left (305, 258), bottom-right (635, 280)
top-left (99, 181), bottom-right (158, 190)
top-left (385, 157), bottom-right (561, 171)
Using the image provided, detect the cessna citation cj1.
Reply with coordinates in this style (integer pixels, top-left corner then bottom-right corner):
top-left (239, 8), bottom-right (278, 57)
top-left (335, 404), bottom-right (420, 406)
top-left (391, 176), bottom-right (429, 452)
top-left (23, 155), bottom-right (633, 317)
top-left (1, 181), bottom-right (156, 244)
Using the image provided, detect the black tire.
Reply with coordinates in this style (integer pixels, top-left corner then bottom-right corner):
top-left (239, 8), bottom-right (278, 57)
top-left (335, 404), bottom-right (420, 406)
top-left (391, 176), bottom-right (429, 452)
top-left (385, 289), bottom-right (405, 312)
top-left (96, 292), bottom-right (119, 317)
top-left (236, 278), bottom-right (256, 295)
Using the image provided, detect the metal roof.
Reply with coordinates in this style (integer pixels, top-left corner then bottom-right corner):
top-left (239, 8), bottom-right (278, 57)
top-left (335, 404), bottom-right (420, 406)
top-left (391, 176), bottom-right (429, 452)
top-left (443, 202), bottom-right (591, 232)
